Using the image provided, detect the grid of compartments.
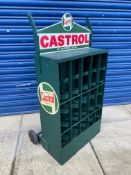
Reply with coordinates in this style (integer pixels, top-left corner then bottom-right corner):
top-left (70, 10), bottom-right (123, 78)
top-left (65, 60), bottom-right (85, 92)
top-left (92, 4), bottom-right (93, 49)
top-left (59, 53), bottom-right (107, 147)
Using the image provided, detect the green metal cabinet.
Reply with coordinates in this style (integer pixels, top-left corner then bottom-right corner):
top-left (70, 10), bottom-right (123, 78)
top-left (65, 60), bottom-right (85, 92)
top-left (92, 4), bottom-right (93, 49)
top-left (28, 13), bottom-right (108, 165)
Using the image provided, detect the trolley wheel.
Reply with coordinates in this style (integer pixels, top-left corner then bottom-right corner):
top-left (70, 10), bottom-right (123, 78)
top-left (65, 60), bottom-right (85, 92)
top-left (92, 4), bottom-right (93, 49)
top-left (28, 130), bottom-right (39, 145)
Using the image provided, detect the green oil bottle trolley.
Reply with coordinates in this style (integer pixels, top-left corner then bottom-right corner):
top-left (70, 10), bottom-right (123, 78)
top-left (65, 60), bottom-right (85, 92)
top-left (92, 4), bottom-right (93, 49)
top-left (28, 13), bottom-right (108, 165)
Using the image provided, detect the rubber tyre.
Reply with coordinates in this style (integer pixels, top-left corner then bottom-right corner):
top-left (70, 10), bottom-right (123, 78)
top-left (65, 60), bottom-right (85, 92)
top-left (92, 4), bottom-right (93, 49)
top-left (28, 130), bottom-right (39, 145)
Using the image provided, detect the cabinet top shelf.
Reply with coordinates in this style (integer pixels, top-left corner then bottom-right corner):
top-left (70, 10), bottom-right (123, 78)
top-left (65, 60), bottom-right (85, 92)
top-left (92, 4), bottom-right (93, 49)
top-left (40, 47), bottom-right (108, 63)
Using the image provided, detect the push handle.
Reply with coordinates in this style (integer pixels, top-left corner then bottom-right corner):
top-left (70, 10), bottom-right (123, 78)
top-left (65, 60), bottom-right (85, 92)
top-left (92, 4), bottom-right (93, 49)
top-left (27, 13), bottom-right (39, 55)
top-left (86, 18), bottom-right (92, 47)
top-left (27, 12), bottom-right (41, 75)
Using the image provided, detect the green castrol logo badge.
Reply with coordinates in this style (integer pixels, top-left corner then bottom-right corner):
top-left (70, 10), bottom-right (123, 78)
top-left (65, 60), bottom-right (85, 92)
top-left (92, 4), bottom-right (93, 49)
top-left (38, 82), bottom-right (59, 115)
top-left (62, 13), bottom-right (73, 31)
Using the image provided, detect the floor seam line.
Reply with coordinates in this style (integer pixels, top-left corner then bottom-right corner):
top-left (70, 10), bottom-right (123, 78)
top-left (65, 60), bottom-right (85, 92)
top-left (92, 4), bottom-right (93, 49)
top-left (90, 141), bottom-right (106, 175)
top-left (102, 118), bottom-right (131, 125)
top-left (9, 115), bottom-right (23, 175)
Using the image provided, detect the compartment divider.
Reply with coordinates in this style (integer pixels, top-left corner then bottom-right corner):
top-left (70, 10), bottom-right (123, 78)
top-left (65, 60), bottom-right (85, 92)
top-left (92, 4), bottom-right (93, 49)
top-left (78, 59), bottom-right (83, 134)
top-left (86, 56), bottom-right (93, 127)
top-left (69, 61), bottom-right (73, 140)
top-left (94, 54), bottom-right (101, 121)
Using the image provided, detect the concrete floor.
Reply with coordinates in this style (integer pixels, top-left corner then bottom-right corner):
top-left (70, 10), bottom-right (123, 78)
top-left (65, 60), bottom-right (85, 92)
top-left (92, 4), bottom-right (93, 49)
top-left (0, 105), bottom-right (131, 175)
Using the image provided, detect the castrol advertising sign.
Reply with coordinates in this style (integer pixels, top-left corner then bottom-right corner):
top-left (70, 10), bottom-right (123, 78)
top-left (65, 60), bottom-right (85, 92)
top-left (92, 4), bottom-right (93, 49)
top-left (37, 13), bottom-right (91, 54)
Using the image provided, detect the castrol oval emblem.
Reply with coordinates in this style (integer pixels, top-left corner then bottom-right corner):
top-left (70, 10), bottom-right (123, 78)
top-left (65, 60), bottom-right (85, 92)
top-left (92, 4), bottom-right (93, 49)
top-left (38, 82), bottom-right (59, 115)
top-left (62, 13), bottom-right (73, 31)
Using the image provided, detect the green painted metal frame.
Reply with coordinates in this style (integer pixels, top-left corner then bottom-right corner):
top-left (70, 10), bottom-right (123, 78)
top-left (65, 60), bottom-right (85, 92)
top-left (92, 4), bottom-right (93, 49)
top-left (27, 13), bottom-right (108, 165)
